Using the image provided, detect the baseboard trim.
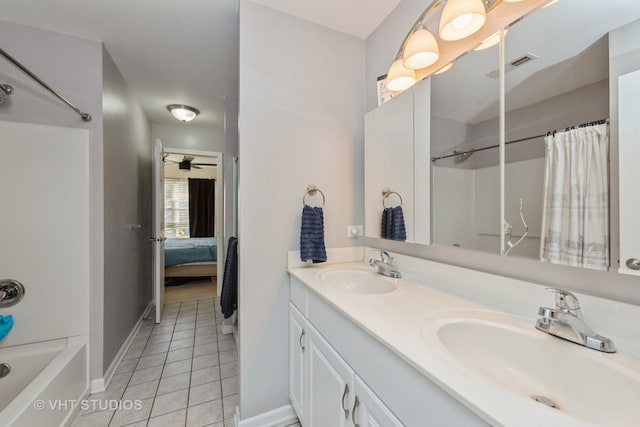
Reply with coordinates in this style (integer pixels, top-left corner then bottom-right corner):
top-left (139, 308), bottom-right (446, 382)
top-left (236, 404), bottom-right (297, 427)
top-left (90, 378), bottom-right (106, 394)
top-left (92, 301), bottom-right (153, 394)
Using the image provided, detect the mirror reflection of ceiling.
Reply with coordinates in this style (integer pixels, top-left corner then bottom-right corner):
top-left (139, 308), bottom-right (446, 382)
top-left (431, 0), bottom-right (640, 125)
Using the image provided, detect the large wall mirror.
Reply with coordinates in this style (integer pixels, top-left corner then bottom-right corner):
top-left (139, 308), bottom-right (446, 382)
top-left (430, 38), bottom-right (500, 254)
top-left (365, 0), bottom-right (640, 276)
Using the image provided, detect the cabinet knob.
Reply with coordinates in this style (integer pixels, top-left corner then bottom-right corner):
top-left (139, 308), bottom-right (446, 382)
top-left (626, 258), bottom-right (640, 270)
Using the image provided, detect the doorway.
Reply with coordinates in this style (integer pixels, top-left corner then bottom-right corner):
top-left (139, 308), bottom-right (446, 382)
top-left (159, 147), bottom-right (223, 303)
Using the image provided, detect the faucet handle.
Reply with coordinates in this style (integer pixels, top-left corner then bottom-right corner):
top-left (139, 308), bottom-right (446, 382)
top-left (546, 288), bottom-right (580, 311)
top-left (378, 250), bottom-right (393, 263)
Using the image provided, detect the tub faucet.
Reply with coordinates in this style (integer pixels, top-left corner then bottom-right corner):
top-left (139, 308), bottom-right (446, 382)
top-left (535, 288), bottom-right (615, 353)
top-left (369, 251), bottom-right (402, 279)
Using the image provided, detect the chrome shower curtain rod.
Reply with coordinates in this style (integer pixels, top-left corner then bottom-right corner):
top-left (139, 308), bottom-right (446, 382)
top-left (0, 47), bottom-right (92, 122)
top-left (431, 118), bottom-right (609, 162)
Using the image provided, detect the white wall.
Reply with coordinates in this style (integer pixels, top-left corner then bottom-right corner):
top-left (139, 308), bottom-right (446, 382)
top-left (238, 0), bottom-right (365, 419)
top-left (151, 122), bottom-right (224, 153)
top-left (0, 122), bottom-right (89, 347)
top-left (0, 20), bottom-right (106, 381)
top-left (432, 167), bottom-right (473, 248)
top-left (102, 47), bottom-right (153, 371)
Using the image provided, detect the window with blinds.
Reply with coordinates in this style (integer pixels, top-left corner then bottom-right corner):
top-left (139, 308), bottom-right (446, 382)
top-left (164, 178), bottom-right (190, 238)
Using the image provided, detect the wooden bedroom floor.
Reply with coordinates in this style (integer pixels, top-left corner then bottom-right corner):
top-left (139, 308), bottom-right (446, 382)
top-left (164, 278), bottom-right (217, 303)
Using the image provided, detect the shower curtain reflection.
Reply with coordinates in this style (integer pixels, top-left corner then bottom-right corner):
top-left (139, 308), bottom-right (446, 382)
top-left (539, 122), bottom-right (610, 270)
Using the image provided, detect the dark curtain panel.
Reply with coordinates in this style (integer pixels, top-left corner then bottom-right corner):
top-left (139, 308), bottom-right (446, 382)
top-left (188, 178), bottom-right (215, 237)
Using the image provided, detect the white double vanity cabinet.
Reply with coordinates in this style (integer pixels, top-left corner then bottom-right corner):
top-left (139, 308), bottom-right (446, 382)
top-left (287, 250), bottom-right (640, 427)
top-left (287, 264), bottom-right (486, 427)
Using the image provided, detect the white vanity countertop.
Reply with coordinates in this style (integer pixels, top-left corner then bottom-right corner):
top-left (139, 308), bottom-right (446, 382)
top-left (288, 251), bottom-right (640, 427)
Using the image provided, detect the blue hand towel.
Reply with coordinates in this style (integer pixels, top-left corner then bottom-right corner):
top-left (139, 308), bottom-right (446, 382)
top-left (0, 315), bottom-right (13, 341)
top-left (390, 206), bottom-right (407, 241)
top-left (381, 206), bottom-right (406, 241)
top-left (300, 205), bottom-right (327, 263)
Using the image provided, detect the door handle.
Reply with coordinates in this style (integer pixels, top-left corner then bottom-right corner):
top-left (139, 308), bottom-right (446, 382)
top-left (352, 396), bottom-right (360, 427)
top-left (299, 329), bottom-right (305, 351)
top-left (341, 383), bottom-right (350, 419)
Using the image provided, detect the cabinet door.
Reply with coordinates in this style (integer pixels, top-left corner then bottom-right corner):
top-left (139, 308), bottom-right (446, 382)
top-left (307, 326), bottom-right (354, 427)
top-left (289, 303), bottom-right (307, 423)
top-left (353, 376), bottom-right (404, 427)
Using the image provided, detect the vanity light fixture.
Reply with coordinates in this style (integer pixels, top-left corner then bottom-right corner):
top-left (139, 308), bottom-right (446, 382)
top-left (403, 26), bottom-right (440, 69)
top-left (439, 0), bottom-right (487, 41)
top-left (434, 62), bottom-right (454, 75)
top-left (473, 29), bottom-right (506, 51)
top-left (385, 0), bottom-right (496, 94)
top-left (167, 104), bottom-right (200, 122)
top-left (386, 58), bottom-right (417, 91)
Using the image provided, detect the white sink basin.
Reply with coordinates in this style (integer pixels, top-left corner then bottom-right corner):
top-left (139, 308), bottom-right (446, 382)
top-left (317, 267), bottom-right (398, 294)
top-left (423, 311), bottom-right (640, 426)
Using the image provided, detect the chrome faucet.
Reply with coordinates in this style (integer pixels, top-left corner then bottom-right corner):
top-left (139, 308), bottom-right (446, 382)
top-left (369, 251), bottom-right (402, 279)
top-left (535, 288), bottom-right (616, 353)
top-left (0, 279), bottom-right (25, 308)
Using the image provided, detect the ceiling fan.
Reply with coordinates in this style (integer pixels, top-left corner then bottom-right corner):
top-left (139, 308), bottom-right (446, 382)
top-left (164, 155), bottom-right (216, 170)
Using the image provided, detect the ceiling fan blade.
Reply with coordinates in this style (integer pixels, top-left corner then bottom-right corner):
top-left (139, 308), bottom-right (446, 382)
top-left (183, 155), bottom-right (195, 162)
top-left (192, 163), bottom-right (217, 167)
top-left (192, 165), bottom-right (202, 169)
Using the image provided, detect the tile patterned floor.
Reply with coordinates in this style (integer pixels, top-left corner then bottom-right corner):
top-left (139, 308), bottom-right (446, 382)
top-left (71, 297), bottom-right (238, 427)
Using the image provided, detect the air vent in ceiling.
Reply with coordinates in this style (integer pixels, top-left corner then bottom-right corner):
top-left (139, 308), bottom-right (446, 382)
top-left (485, 52), bottom-right (539, 79)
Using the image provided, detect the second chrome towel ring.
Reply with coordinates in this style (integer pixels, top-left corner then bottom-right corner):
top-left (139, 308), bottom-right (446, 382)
top-left (303, 184), bottom-right (325, 207)
top-left (382, 188), bottom-right (402, 208)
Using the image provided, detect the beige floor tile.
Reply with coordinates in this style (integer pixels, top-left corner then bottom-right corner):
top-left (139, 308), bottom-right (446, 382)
top-left (186, 399), bottom-right (224, 427)
top-left (189, 381), bottom-right (222, 406)
top-left (151, 388), bottom-right (188, 418)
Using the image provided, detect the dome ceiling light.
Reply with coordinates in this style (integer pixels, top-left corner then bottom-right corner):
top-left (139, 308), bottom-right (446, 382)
top-left (167, 104), bottom-right (200, 122)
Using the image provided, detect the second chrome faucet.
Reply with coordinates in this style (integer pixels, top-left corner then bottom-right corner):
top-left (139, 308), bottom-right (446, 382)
top-left (369, 251), bottom-right (402, 279)
top-left (535, 288), bottom-right (616, 353)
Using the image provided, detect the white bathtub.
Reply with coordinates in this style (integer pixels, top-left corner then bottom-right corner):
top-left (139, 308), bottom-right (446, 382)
top-left (0, 337), bottom-right (88, 427)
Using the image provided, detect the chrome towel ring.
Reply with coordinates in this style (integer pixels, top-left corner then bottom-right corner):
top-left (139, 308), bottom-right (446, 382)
top-left (382, 188), bottom-right (403, 208)
top-left (303, 184), bottom-right (325, 207)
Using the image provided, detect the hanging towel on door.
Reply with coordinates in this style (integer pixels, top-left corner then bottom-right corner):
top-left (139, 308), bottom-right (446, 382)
top-left (220, 237), bottom-right (238, 319)
top-left (300, 205), bottom-right (327, 263)
top-left (0, 315), bottom-right (13, 341)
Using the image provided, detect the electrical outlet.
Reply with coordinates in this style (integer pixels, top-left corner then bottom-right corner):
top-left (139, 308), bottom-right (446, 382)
top-left (347, 225), bottom-right (363, 238)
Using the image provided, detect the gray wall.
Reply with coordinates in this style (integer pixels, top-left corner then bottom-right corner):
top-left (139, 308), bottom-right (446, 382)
top-left (466, 78), bottom-right (610, 169)
top-left (238, 0), bottom-right (365, 419)
top-left (151, 122), bottom-right (225, 153)
top-left (0, 20), bottom-right (107, 381)
top-left (102, 47), bottom-right (153, 371)
top-left (365, 3), bottom-right (640, 306)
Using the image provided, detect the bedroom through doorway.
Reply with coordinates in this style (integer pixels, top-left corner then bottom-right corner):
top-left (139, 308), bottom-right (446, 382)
top-left (162, 149), bottom-right (221, 303)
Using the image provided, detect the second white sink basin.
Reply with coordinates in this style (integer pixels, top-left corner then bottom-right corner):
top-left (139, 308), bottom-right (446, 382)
top-left (317, 267), bottom-right (398, 294)
top-left (422, 310), bottom-right (640, 426)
